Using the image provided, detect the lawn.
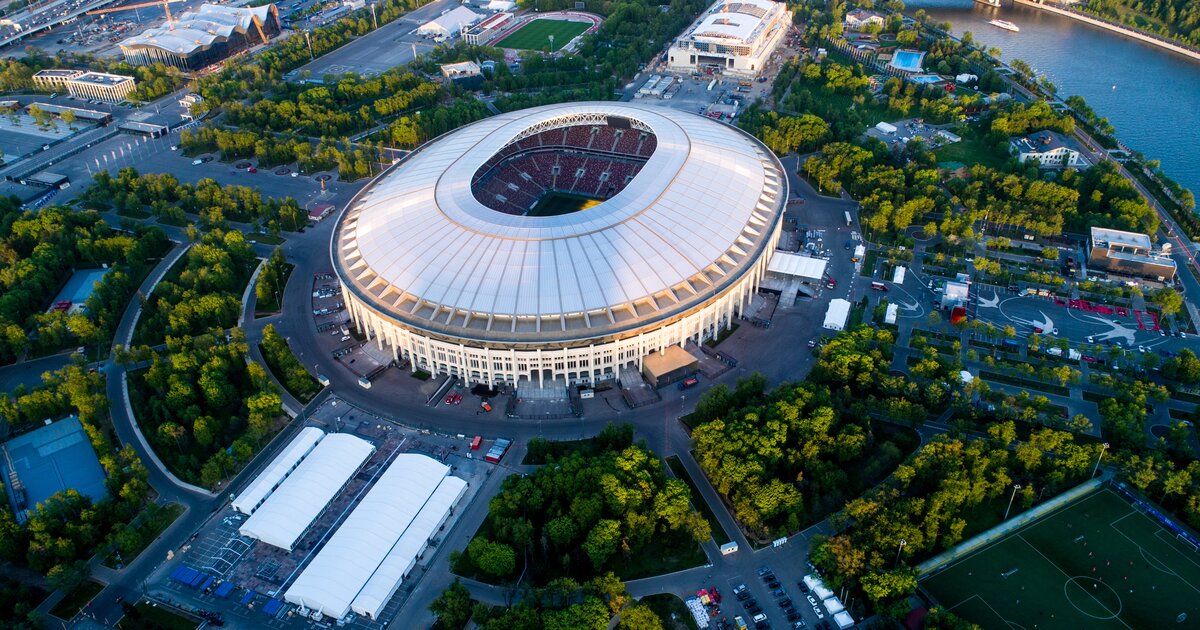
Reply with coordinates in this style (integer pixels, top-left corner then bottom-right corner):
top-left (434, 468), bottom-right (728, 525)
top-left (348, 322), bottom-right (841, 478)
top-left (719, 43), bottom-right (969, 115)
top-left (666, 455), bottom-right (732, 546)
top-left (246, 232), bottom-right (286, 245)
top-left (922, 488), bottom-right (1200, 629)
top-left (118, 600), bottom-right (201, 630)
top-left (527, 191), bottom-right (601, 216)
top-left (50, 579), bottom-right (105, 620)
top-left (936, 126), bottom-right (1006, 169)
top-left (495, 18), bottom-right (590, 51)
top-left (255, 262), bottom-right (293, 315)
top-left (641, 594), bottom-right (699, 630)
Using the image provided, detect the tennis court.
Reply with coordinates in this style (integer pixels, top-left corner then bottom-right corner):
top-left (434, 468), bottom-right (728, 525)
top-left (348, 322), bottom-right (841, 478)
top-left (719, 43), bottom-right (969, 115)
top-left (495, 18), bottom-right (590, 51)
top-left (922, 488), bottom-right (1200, 628)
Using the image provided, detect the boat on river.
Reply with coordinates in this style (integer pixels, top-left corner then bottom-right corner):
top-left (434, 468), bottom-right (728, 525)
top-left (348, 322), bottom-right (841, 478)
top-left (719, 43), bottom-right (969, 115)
top-left (988, 19), bottom-right (1020, 32)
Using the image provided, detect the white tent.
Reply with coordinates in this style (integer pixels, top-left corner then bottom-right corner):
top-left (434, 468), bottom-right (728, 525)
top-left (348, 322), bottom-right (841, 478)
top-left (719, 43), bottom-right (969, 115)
top-left (238, 434), bottom-right (375, 551)
top-left (285, 454), bottom-right (462, 620)
top-left (232, 427), bottom-right (324, 515)
top-left (823, 299), bottom-right (851, 331)
top-left (892, 265), bottom-right (906, 285)
top-left (416, 6), bottom-right (482, 37)
top-left (767, 251), bottom-right (828, 279)
top-left (485, 0), bottom-right (514, 10)
top-left (884, 302), bottom-right (898, 324)
top-left (351, 475), bottom-right (468, 618)
top-left (813, 583), bottom-right (834, 600)
top-left (823, 597), bottom-right (845, 614)
top-left (834, 611), bottom-right (855, 629)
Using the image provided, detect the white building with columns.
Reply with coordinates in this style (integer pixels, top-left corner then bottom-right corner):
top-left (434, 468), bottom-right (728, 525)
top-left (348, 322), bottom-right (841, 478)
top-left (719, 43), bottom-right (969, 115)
top-left (331, 103), bottom-right (786, 387)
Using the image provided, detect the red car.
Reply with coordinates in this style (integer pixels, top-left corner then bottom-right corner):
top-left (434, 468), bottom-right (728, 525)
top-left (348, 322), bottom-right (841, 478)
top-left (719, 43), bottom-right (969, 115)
top-left (248, 167), bottom-right (257, 173)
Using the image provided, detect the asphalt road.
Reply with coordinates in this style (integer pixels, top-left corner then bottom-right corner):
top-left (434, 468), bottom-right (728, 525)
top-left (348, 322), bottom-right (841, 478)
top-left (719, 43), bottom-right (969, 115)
top-left (290, 0), bottom-right (460, 79)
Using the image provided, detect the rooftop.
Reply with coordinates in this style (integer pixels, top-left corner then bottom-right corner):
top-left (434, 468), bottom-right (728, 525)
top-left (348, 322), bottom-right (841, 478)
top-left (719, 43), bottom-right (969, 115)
top-left (120, 4), bottom-right (275, 55)
top-left (70, 72), bottom-right (134, 86)
top-left (1091, 226), bottom-right (1152, 251)
top-left (1012, 129), bottom-right (1075, 154)
top-left (684, 0), bottom-right (783, 45)
top-left (33, 69), bottom-right (83, 79)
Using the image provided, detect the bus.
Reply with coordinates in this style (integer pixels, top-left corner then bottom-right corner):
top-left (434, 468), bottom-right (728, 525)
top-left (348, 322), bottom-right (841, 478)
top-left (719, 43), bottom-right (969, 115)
top-left (870, 281), bottom-right (888, 291)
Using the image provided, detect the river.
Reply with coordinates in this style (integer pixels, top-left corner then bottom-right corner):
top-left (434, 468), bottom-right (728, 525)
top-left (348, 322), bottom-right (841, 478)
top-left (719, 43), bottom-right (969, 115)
top-left (905, 0), bottom-right (1200, 197)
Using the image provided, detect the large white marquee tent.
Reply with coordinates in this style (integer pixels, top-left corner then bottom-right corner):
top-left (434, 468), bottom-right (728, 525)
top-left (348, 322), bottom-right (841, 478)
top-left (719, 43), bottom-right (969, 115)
top-left (231, 426), bottom-right (325, 515)
top-left (285, 453), bottom-right (468, 620)
top-left (238, 433), bottom-right (375, 551)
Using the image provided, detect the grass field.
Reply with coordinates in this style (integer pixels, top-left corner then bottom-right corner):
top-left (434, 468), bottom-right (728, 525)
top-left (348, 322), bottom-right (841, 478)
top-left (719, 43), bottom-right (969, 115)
top-left (922, 488), bottom-right (1200, 629)
top-left (527, 191), bottom-right (601, 216)
top-left (495, 18), bottom-right (590, 51)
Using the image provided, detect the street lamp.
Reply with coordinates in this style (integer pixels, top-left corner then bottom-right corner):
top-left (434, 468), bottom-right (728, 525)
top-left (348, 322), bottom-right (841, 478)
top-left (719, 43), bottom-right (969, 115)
top-left (1092, 442), bottom-right (1110, 478)
top-left (893, 539), bottom-right (907, 568)
top-left (1004, 484), bottom-right (1022, 521)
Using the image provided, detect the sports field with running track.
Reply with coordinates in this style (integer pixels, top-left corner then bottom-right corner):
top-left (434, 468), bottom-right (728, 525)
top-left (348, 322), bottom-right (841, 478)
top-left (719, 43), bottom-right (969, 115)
top-left (495, 18), bottom-right (590, 51)
top-left (922, 488), bottom-right (1200, 628)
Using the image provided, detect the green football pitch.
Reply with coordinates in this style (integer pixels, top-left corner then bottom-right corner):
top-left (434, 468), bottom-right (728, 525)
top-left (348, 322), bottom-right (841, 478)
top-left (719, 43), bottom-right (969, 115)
top-left (922, 488), bottom-right (1200, 629)
top-left (495, 19), bottom-right (590, 51)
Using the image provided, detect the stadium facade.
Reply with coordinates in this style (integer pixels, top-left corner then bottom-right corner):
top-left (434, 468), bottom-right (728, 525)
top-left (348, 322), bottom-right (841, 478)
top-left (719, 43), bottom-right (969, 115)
top-left (666, 0), bottom-right (791, 77)
top-left (331, 102), bottom-right (787, 387)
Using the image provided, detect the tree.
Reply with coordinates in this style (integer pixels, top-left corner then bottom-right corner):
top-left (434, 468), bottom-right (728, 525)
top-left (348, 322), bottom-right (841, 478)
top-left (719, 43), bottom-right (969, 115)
top-left (617, 604), bottom-right (663, 630)
top-left (1150, 287), bottom-right (1183, 316)
top-left (467, 538), bottom-right (516, 578)
top-left (60, 109), bottom-right (76, 129)
top-left (585, 572), bottom-right (629, 615)
top-left (430, 580), bottom-right (474, 629)
top-left (582, 519), bottom-right (621, 569)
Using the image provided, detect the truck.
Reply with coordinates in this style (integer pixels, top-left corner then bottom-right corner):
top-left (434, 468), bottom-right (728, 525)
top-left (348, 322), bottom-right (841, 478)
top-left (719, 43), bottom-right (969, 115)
top-left (870, 281), bottom-right (888, 291)
top-left (844, 210), bottom-right (852, 226)
top-left (852, 244), bottom-right (865, 262)
top-left (734, 616), bottom-right (748, 630)
top-left (485, 437), bottom-right (511, 463)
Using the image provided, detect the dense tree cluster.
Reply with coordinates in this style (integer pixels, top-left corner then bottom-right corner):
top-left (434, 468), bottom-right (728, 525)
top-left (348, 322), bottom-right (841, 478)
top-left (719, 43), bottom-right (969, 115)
top-left (0, 364), bottom-right (154, 593)
top-left (131, 329), bottom-right (282, 487)
top-left (0, 199), bottom-right (169, 362)
top-left (737, 111), bottom-right (830, 156)
top-left (0, 577), bottom-right (42, 629)
top-left (1080, 0), bottom-right (1200, 48)
top-left (84, 168), bottom-right (307, 231)
top-left (989, 101), bottom-right (1074, 137)
top-left (811, 424), bottom-right (1104, 616)
top-left (219, 72), bottom-right (439, 137)
top-left (453, 426), bottom-right (709, 585)
top-left (431, 572), bottom-right (646, 630)
top-left (134, 229), bottom-right (257, 344)
top-left (260, 323), bottom-right (320, 401)
top-left (690, 372), bottom-right (916, 539)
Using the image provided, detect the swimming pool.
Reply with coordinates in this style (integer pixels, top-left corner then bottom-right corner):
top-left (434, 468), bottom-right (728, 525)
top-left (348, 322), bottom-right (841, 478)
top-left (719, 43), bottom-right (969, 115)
top-left (889, 49), bottom-right (925, 72)
top-left (909, 74), bottom-right (943, 84)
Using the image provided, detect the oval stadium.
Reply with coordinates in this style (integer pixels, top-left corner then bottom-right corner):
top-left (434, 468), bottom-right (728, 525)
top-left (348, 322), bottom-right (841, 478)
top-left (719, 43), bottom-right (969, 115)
top-left (331, 102), bottom-right (787, 387)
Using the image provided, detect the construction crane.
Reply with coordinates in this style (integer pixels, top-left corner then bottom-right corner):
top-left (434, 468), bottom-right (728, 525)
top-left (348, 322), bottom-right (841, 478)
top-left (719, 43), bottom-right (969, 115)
top-left (87, 0), bottom-right (184, 30)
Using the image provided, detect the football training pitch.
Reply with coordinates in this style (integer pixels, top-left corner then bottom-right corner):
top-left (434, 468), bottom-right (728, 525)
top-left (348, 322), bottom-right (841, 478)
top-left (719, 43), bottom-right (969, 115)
top-left (495, 19), bottom-right (590, 51)
top-left (922, 488), bottom-right (1200, 629)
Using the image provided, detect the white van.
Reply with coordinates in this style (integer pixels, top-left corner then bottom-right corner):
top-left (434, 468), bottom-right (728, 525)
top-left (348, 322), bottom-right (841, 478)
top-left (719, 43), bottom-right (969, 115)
top-left (317, 374), bottom-right (330, 386)
top-left (358, 376), bottom-right (372, 389)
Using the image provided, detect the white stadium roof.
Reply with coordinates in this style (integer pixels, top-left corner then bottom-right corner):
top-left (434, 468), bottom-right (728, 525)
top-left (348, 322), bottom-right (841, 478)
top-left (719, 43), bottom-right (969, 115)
top-left (231, 426), bottom-right (324, 515)
top-left (285, 454), bottom-right (463, 620)
top-left (238, 434), bottom-right (375, 551)
top-left (334, 102), bottom-right (785, 343)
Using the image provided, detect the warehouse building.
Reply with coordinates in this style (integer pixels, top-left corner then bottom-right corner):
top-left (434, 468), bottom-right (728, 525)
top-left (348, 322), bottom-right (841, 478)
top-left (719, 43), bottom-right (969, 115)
top-left (463, 11), bottom-right (512, 45)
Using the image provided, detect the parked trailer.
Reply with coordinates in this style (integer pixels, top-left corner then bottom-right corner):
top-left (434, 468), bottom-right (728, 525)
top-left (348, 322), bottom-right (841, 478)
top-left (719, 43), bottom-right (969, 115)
top-left (485, 438), bottom-right (512, 463)
top-left (844, 211), bottom-right (852, 226)
top-left (707, 78), bottom-right (717, 91)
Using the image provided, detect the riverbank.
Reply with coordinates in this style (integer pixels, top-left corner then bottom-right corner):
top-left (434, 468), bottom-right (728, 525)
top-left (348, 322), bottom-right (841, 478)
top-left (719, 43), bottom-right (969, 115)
top-left (1012, 0), bottom-right (1200, 62)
